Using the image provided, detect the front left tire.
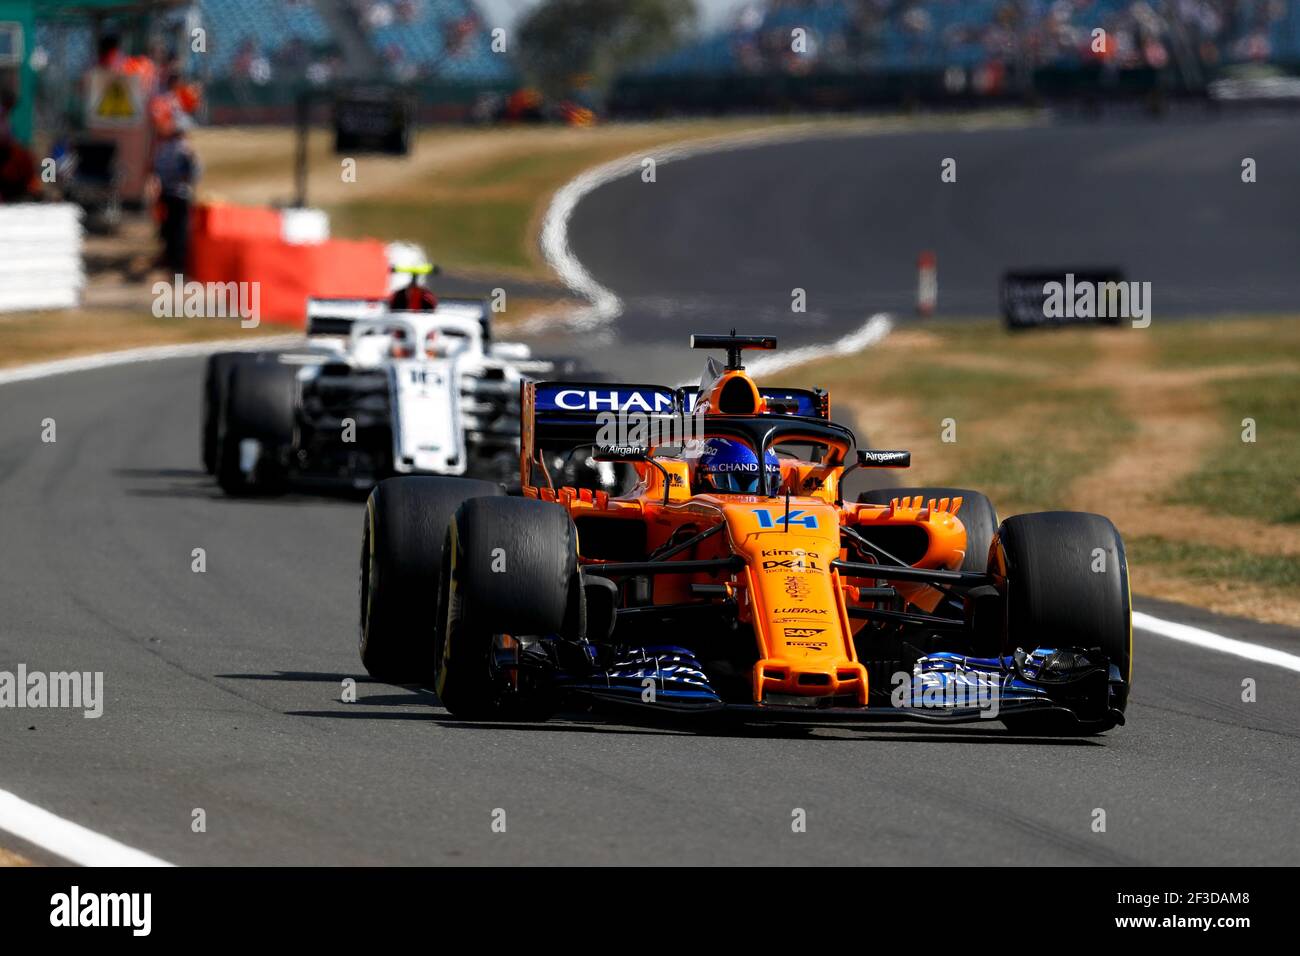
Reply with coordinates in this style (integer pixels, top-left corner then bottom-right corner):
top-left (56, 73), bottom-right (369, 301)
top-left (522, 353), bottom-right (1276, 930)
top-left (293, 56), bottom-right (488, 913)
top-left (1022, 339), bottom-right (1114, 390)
top-left (434, 496), bottom-right (578, 720)
top-left (992, 511), bottom-right (1132, 732)
top-left (359, 476), bottom-right (504, 684)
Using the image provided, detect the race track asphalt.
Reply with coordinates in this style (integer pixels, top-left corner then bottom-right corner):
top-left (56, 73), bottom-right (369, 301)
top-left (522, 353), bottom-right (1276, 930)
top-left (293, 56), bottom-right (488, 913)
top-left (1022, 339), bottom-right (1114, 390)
top-left (2, 115), bottom-right (1298, 865)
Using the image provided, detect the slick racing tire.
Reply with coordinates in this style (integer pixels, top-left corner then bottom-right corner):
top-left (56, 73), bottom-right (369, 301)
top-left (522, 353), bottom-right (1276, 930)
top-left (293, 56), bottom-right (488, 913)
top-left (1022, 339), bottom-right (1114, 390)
top-left (202, 352), bottom-right (260, 474)
top-left (993, 512), bottom-right (1132, 735)
top-left (435, 497), bottom-right (578, 720)
top-left (359, 476), bottom-right (503, 684)
top-left (216, 360), bottom-right (298, 496)
top-left (857, 486), bottom-right (998, 573)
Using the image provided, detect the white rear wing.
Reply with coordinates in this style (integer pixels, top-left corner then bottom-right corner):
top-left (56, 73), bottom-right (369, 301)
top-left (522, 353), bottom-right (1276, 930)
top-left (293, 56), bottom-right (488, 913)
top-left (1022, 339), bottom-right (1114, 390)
top-left (305, 297), bottom-right (388, 337)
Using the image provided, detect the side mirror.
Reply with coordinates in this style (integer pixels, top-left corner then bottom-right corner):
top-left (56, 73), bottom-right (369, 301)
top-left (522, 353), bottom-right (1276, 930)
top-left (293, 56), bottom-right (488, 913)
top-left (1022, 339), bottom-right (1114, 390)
top-left (837, 449), bottom-right (911, 507)
top-left (857, 449), bottom-right (911, 468)
top-left (592, 445), bottom-right (649, 463)
top-left (591, 446), bottom-right (670, 505)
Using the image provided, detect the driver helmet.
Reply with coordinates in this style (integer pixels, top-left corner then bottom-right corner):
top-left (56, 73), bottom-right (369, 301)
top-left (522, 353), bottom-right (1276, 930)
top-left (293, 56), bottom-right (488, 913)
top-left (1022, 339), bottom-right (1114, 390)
top-left (692, 438), bottom-right (781, 494)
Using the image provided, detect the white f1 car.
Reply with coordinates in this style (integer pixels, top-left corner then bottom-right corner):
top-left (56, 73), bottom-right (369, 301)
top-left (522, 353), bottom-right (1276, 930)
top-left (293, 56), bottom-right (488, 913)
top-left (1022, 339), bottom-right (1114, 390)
top-left (202, 297), bottom-right (574, 494)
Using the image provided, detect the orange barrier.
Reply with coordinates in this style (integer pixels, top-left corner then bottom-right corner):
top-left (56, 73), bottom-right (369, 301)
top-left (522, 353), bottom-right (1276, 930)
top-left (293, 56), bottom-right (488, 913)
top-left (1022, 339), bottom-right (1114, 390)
top-left (188, 204), bottom-right (388, 326)
top-left (192, 202), bottom-right (284, 241)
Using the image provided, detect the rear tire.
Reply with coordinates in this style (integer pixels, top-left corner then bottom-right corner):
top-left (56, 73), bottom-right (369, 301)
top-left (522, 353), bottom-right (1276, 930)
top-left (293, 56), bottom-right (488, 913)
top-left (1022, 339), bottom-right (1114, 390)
top-left (857, 486), bottom-right (998, 572)
top-left (993, 511), bottom-right (1131, 733)
top-left (203, 352), bottom-right (260, 474)
top-left (435, 497), bottom-right (577, 720)
top-left (216, 361), bottom-right (298, 495)
top-left (359, 476), bottom-right (503, 684)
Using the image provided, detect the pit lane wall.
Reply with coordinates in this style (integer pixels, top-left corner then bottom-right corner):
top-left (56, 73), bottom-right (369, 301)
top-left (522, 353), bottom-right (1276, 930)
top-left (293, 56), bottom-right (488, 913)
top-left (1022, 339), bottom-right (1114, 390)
top-left (0, 204), bottom-right (84, 313)
top-left (187, 203), bottom-right (388, 326)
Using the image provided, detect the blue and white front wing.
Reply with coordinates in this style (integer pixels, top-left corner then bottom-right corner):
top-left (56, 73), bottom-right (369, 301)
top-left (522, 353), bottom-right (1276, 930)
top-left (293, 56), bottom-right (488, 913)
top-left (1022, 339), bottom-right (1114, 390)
top-left (553, 645), bottom-right (1125, 729)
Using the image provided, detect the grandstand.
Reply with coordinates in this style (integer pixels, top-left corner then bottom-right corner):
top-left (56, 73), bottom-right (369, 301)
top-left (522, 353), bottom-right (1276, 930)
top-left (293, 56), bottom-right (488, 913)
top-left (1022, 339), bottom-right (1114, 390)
top-left (632, 0), bottom-right (1300, 78)
top-left (30, 0), bottom-right (512, 90)
top-left (346, 0), bottom-right (513, 82)
top-left (26, 0), bottom-right (1300, 124)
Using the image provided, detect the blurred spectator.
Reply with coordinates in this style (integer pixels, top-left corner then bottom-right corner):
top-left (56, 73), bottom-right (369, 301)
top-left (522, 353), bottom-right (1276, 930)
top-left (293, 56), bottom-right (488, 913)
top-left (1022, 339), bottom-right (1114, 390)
top-left (97, 33), bottom-right (125, 71)
top-left (0, 92), bottom-right (38, 203)
top-left (153, 117), bottom-right (201, 275)
top-left (634, 0), bottom-right (1299, 81)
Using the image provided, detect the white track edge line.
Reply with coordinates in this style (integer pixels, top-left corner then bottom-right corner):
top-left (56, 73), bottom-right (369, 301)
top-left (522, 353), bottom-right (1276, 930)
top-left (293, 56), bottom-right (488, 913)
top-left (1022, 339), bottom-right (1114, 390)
top-left (532, 115), bottom-right (1038, 333)
top-left (1133, 612), bottom-right (1300, 674)
top-left (0, 789), bottom-right (174, 866)
top-left (0, 335), bottom-right (301, 387)
top-left (746, 313), bottom-right (894, 376)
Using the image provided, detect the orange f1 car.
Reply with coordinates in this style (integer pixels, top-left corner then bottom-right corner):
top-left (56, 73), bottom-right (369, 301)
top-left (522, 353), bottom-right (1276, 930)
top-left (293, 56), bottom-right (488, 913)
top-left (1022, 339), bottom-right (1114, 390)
top-left (358, 333), bottom-right (1132, 733)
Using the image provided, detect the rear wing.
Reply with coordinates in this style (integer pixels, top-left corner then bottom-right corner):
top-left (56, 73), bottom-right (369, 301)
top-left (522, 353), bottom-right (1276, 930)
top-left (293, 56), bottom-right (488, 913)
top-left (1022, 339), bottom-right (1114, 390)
top-left (680, 385), bottom-right (829, 419)
top-left (520, 380), bottom-right (830, 490)
top-left (430, 297), bottom-right (493, 343)
top-left (305, 296), bottom-right (492, 341)
top-left (306, 297), bottom-right (387, 336)
top-left (521, 381), bottom-right (679, 490)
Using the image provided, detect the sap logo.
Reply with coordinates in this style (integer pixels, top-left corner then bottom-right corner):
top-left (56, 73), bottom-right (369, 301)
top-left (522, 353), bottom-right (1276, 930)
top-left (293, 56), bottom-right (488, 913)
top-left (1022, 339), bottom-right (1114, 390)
top-left (783, 627), bottom-right (825, 638)
top-left (753, 509), bottom-right (818, 529)
top-left (762, 558), bottom-right (822, 572)
top-left (773, 607), bottom-right (827, 616)
top-left (551, 389), bottom-right (674, 413)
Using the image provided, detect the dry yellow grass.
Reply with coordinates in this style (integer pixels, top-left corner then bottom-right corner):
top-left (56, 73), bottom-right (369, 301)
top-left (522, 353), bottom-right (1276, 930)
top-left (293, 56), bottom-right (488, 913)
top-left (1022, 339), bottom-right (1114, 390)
top-left (0, 847), bottom-right (33, 866)
top-left (783, 317), bottom-right (1300, 626)
top-left (0, 309), bottom-right (286, 371)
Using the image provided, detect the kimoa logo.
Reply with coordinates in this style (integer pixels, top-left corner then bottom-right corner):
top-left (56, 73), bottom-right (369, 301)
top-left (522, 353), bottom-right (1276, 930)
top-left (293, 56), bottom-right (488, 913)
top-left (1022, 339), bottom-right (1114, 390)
top-left (50, 886), bottom-right (151, 936)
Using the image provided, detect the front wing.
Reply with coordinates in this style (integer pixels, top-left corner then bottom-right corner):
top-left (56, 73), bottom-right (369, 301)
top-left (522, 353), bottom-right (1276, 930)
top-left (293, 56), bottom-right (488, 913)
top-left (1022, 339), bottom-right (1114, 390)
top-left (544, 645), bottom-right (1126, 731)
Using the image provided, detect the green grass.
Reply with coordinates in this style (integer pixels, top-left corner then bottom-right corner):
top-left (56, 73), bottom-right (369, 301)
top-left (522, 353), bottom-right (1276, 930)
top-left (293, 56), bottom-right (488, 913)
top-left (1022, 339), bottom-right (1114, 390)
top-left (327, 197), bottom-right (537, 273)
top-left (326, 144), bottom-right (631, 273)
top-left (806, 322), bottom-right (1125, 513)
top-left (1127, 536), bottom-right (1300, 590)
top-left (1168, 373), bottom-right (1300, 524)
top-left (1152, 315), bottom-right (1300, 368)
top-left (934, 385), bottom-right (1134, 513)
